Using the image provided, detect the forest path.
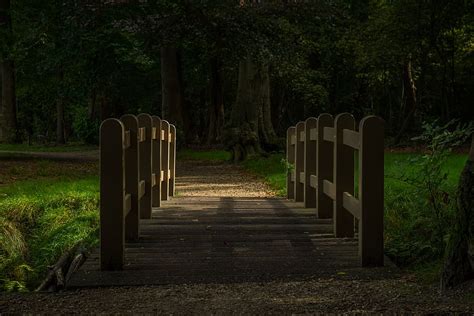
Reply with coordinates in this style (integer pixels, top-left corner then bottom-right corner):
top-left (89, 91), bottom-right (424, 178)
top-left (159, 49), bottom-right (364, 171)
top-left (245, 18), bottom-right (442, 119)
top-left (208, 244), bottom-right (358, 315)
top-left (1, 159), bottom-right (473, 314)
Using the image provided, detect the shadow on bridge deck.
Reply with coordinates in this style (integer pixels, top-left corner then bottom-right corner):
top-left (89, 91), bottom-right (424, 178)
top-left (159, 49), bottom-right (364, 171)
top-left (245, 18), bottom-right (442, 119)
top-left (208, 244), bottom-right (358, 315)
top-left (69, 196), bottom-right (396, 288)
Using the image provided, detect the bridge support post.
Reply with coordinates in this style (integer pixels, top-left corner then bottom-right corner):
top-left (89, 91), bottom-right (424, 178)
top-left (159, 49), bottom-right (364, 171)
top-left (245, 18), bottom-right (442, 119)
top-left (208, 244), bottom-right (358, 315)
top-left (169, 124), bottom-right (176, 197)
top-left (294, 122), bottom-right (305, 202)
top-left (161, 120), bottom-right (170, 200)
top-left (138, 114), bottom-right (153, 219)
top-left (359, 116), bottom-right (384, 266)
top-left (121, 115), bottom-right (140, 241)
top-left (316, 114), bottom-right (334, 219)
top-left (304, 117), bottom-right (317, 208)
top-left (100, 119), bottom-right (125, 270)
top-left (152, 116), bottom-right (162, 208)
top-left (286, 127), bottom-right (296, 200)
top-left (333, 113), bottom-right (355, 238)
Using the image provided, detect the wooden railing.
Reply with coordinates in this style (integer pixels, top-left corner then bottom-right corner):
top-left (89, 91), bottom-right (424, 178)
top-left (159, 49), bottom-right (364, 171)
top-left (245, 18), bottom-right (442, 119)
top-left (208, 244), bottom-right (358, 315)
top-left (287, 113), bottom-right (384, 267)
top-left (100, 113), bottom-right (176, 270)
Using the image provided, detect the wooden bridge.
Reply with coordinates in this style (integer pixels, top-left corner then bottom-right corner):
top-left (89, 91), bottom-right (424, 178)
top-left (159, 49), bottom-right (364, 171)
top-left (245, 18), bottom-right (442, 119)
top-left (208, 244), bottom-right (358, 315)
top-left (69, 112), bottom-right (386, 288)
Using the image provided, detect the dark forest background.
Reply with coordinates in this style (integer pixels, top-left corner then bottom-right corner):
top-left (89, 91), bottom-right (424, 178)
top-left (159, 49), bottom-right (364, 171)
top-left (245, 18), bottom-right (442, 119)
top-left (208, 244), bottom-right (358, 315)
top-left (1, 0), bottom-right (473, 159)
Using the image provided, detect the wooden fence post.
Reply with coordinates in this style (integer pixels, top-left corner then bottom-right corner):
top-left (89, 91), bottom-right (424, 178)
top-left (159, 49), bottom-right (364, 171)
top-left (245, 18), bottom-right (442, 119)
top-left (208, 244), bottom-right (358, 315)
top-left (138, 113), bottom-right (153, 219)
top-left (152, 116), bottom-right (162, 208)
top-left (359, 116), bottom-right (384, 266)
top-left (294, 121), bottom-right (305, 202)
top-left (169, 124), bottom-right (176, 197)
top-left (161, 120), bottom-right (170, 201)
top-left (100, 118), bottom-right (125, 271)
top-left (334, 113), bottom-right (355, 238)
top-left (317, 114), bottom-right (334, 219)
top-left (304, 117), bottom-right (317, 208)
top-left (120, 114), bottom-right (139, 241)
top-left (286, 127), bottom-right (296, 200)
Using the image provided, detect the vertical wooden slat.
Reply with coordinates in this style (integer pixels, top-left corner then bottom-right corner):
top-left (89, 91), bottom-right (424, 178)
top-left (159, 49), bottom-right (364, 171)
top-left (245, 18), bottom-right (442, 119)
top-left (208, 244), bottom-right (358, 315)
top-left (137, 113), bottom-right (153, 219)
top-left (294, 122), bottom-right (305, 202)
top-left (304, 117), bottom-right (317, 208)
top-left (334, 113), bottom-right (355, 238)
top-left (100, 118), bottom-right (125, 271)
top-left (169, 124), bottom-right (177, 197)
top-left (359, 116), bottom-right (385, 266)
top-left (161, 120), bottom-right (170, 201)
top-left (151, 116), bottom-right (162, 208)
top-left (317, 114), bottom-right (334, 219)
top-left (120, 115), bottom-right (139, 241)
top-left (286, 127), bottom-right (296, 200)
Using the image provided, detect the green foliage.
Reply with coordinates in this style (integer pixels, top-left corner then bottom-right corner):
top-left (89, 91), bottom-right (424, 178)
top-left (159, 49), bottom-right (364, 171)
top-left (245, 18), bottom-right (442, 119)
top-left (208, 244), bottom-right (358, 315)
top-left (72, 107), bottom-right (99, 145)
top-left (385, 121), bottom-right (473, 266)
top-left (0, 172), bottom-right (99, 291)
top-left (241, 154), bottom-right (287, 197)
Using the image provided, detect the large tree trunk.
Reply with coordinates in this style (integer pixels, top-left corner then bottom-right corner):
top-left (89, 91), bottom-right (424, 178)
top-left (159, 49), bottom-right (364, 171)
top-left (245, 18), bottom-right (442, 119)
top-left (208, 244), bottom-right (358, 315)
top-left (161, 47), bottom-right (184, 129)
top-left (441, 136), bottom-right (474, 289)
top-left (394, 58), bottom-right (417, 144)
top-left (206, 57), bottom-right (225, 146)
top-left (0, 0), bottom-right (18, 143)
top-left (225, 59), bottom-right (276, 161)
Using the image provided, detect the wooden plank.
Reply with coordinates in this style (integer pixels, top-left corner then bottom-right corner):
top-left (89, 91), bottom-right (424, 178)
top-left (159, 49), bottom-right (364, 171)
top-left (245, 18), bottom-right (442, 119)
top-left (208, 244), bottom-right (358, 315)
top-left (309, 128), bottom-right (317, 141)
top-left (290, 135), bottom-right (296, 145)
top-left (323, 127), bottom-right (335, 142)
top-left (123, 131), bottom-right (131, 149)
top-left (124, 194), bottom-right (131, 216)
top-left (138, 127), bottom-right (146, 142)
top-left (299, 172), bottom-right (305, 184)
top-left (138, 180), bottom-right (145, 199)
top-left (323, 180), bottom-right (336, 200)
top-left (342, 192), bottom-right (361, 219)
top-left (299, 131), bottom-right (305, 142)
top-left (343, 129), bottom-right (360, 150)
top-left (310, 175), bottom-right (317, 188)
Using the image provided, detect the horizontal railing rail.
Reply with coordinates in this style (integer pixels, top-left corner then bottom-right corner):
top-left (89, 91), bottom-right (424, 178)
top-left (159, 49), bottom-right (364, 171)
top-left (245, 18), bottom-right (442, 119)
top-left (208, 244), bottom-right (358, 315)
top-left (287, 113), bottom-right (384, 267)
top-left (100, 113), bottom-right (176, 270)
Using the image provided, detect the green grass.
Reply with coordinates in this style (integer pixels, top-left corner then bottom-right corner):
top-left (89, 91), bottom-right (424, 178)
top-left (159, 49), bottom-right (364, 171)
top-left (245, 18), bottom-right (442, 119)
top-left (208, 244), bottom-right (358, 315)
top-left (177, 149), bottom-right (231, 161)
top-left (0, 143), bottom-right (98, 153)
top-left (0, 161), bottom-right (99, 291)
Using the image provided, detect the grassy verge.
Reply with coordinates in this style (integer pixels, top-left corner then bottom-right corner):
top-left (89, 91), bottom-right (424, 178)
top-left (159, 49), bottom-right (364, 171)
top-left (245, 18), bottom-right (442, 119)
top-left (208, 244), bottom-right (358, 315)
top-left (0, 143), bottom-right (98, 153)
top-left (0, 160), bottom-right (99, 291)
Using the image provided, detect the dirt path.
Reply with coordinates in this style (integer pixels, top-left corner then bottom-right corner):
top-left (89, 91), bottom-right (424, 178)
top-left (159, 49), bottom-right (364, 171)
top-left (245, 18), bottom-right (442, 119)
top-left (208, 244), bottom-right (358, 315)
top-left (1, 160), bottom-right (473, 314)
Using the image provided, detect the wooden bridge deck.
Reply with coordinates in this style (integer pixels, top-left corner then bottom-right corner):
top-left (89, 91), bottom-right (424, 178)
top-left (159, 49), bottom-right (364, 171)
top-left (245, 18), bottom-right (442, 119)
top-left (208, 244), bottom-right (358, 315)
top-left (69, 196), bottom-right (364, 288)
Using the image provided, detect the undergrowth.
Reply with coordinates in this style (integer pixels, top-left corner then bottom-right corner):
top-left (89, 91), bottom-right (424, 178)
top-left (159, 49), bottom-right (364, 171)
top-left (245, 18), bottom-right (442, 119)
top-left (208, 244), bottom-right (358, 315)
top-left (0, 163), bottom-right (99, 292)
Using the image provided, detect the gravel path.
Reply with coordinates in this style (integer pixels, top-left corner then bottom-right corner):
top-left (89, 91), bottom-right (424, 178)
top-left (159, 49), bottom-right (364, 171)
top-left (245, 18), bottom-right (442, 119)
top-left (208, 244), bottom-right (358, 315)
top-left (1, 159), bottom-right (473, 314)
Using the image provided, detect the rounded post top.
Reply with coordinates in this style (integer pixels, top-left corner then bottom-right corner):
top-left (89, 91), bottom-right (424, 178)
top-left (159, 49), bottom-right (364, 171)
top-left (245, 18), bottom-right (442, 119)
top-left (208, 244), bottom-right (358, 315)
top-left (305, 117), bottom-right (318, 125)
top-left (100, 118), bottom-right (124, 131)
top-left (359, 115), bottom-right (385, 130)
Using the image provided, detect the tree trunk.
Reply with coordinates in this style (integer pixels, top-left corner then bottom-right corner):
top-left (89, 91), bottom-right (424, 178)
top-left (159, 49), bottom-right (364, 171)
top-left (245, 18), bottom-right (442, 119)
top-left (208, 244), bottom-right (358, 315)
top-left (441, 136), bottom-right (474, 289)
top-left (394, 58), bottom-right (417, 145)
top-left (0, 0), bottom-right (18, 143)
top-left (56, 96), bottom-right (65, 144)
top-left (225, 59), bottom-right (276, 161)
top-left (206, 57), bottom-right (225, 146)
top-left (161, 47), bottom-right (184, 129)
